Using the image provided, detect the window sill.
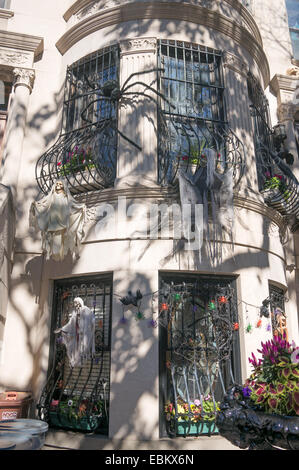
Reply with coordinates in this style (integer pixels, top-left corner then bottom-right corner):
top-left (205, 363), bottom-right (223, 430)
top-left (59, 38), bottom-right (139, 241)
top-left (0, 8), bottom-right (14, 20)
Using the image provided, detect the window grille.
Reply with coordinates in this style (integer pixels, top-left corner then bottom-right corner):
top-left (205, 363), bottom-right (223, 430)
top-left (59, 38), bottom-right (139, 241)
top-left (35, 45), bottom-right (119, 195)
top-left (63, 46), bottom-right (118, 133)
top-left (158, 40), bottom-right (224, 122)
top-left (247, 72), bottom-right (278, 190)
top-left (159, 274), bottom-right (240, 437)
top-left (37, 275), bottom-right (112, 434)
top-left (157, 40), bottom-right (245, 187)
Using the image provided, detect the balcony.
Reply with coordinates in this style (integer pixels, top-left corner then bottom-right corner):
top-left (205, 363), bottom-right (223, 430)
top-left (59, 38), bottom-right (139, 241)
top-left (250, 109), bottom-right (299, 226)
top-left (158, 116), bottom-right (245, 189)
top-left (35, 122), bottom-right (117, 195)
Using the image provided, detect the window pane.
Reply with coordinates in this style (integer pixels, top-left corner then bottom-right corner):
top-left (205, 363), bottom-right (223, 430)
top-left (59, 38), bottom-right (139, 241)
top-left (286, 0), bottom-right (299, 28)
top-left (286, 0), bottom-right (299, 58)
top-left (290, 28), bottom-right (299, 59)
top-left (0, 0), bottom-right (10, 8)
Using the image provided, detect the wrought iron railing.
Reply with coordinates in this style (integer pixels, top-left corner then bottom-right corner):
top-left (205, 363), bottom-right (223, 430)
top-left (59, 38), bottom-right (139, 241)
top-left (35, 121), bottom-right (117, 195)
top-left (248, 71), bottom-right (299, 223)
top-left (250, 105), bottom-right (299, 222)
top-left (159, 275), bottom-right (240, 437)
top-left (158, 115), bottom-right (245, 188)
top-left (36, 45), bottom-right (119, 195)
top-left (37, 276), bottom-right (112, 434)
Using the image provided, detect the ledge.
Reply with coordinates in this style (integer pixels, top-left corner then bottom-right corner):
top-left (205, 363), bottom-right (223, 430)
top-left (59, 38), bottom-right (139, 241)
top-left (0, 8), bottom-right (14, 20)
top-left (0, 30), bottom-right (44, 60)
top-left (74, 184), bottom-right (287, 233)
top-left (270, 73), bottom-right (299, 96)
top-left (56, 1), bottom-right (270, 86)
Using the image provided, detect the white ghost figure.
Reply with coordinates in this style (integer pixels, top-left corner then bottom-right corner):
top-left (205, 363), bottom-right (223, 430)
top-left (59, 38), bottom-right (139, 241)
top-left (29, 179), bottom-right (86, 261)
top-left (55, 297), bottom-right (95, 368)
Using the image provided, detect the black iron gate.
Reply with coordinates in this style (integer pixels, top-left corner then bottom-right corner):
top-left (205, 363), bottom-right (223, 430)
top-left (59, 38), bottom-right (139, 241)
top-left (159, 274), bottom-right (241, 437)
top-left (37, 275), bottom-right (112, 434)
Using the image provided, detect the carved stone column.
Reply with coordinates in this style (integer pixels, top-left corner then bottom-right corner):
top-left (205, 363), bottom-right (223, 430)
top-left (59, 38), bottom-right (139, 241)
top-left (222, 51), bottom-right (258, 193)
top-left (0, 67), bottom-right (35, 194)
top-left (115, 37), bottom-right (159, 188)
top-left (270, 72), bottom-right (299, 179)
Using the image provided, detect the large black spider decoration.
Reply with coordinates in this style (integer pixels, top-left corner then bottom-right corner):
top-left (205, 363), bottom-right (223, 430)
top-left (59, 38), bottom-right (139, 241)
top-left (80, 68), bottom-right (175, 151)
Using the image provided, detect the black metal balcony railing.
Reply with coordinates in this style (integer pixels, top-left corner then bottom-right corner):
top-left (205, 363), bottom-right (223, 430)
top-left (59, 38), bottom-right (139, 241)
top-left (36, 45), bottom-right (119, 195)
top-left (250, 105), bottom-right (299, 224)
top-left (35, 121), bottom-right (117, 195)
top-left (158, 115), bottom-right (246, 189)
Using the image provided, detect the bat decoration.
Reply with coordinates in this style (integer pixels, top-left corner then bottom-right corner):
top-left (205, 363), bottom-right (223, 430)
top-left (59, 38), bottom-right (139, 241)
top-left (120, 289), bottom-right (143, 306)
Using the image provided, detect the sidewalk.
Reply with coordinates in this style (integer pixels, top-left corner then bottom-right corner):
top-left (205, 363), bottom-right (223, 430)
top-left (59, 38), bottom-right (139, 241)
top-left (42, 429), bottom-right (240, 451)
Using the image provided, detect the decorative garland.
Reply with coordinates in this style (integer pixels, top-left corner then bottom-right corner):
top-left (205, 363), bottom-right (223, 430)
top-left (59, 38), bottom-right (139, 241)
top-left (58, 286), bottom-right (285, 336)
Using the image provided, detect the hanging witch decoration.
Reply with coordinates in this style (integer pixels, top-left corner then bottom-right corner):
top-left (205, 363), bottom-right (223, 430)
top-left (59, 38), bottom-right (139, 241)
top-left (29, 179), bottom-right (86, 261)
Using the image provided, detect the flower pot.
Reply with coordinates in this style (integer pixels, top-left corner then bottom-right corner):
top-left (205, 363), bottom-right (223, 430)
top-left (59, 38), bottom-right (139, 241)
top-left (49, 411), bottom-right (105, 433)
top-left (176, 420), bottom-right (218, 436)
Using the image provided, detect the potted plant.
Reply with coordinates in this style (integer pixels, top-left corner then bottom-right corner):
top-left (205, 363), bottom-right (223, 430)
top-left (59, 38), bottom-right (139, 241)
top-left (261, 172), bottom-right (296, 216)
top-left (216, 333), bottom-right (299, 450)
top-left (165, 395), bottom-right (220, 436)
top-left (57, 146), bottom-right (95, 177)
top-left (49, 396), bottom-right (107, 432)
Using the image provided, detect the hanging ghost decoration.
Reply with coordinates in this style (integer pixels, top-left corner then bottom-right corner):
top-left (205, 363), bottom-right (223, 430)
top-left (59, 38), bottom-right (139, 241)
top-left (29, 180), bottom-right (86, 261)
top-left (177, 149), bottom-right (234, 264)
top-left (55, 297), bottom-right (95, 368)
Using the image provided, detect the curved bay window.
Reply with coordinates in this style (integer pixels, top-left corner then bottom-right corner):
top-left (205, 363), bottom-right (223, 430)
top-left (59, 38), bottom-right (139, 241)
top-left (36, 45), bottom-right (119, 195)
top-left (157, 40), bottom-right (245, 187)
top-left (159, 274), bottom-right (241, 437)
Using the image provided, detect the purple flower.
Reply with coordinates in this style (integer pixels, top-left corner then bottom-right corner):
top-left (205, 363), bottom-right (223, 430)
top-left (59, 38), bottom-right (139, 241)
top-left (242, 387), bottom-right (252, 398)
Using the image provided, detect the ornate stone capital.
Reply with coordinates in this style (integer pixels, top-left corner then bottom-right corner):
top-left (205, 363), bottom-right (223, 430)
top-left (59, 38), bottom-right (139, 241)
top-left (119, 37), bottom-right (157, 56)
top-left (13, 68), bottom-right (35, 93)
top-left (277, 103), bottom-right (298, 122)
top-left (222, 51), bottom-right (248, 77)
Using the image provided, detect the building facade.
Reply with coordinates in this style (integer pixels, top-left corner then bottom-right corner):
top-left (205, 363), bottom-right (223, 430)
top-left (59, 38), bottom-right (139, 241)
top-left (0, 0), bottom-right (299, 442)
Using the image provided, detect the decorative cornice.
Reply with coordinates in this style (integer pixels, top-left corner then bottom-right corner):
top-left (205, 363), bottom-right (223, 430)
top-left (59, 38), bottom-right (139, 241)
top-left (13, 68), bottom-right (35, 93)
top-left (0, 48), bottom-right (33, 68)
top-left (56, 1), bottom-right (270, 86)
top-left (0, 30), bottom-right (44, 61)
